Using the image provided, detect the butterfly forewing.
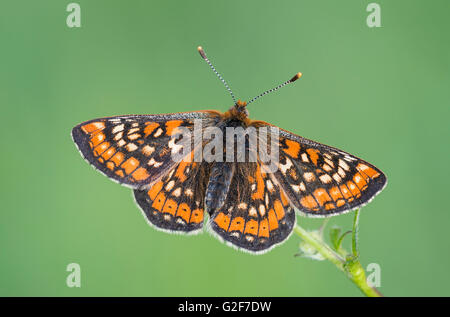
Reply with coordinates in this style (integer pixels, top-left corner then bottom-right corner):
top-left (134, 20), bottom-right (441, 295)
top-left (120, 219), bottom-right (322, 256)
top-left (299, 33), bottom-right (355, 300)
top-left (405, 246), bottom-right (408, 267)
top-left (254, 122), bottom-right (387, 217)
top-left (71, 112), bottom-right (219, 189)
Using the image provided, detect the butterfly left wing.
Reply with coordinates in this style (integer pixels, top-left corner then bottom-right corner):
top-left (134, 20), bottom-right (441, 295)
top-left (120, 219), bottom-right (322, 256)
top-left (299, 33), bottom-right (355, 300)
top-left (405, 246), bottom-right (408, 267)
top-left (134, 160), bottom-right (211, 233)
top-left (71, 112), bottom-right (220, 189)
top-left (208, 162), bottom-right (296, 253)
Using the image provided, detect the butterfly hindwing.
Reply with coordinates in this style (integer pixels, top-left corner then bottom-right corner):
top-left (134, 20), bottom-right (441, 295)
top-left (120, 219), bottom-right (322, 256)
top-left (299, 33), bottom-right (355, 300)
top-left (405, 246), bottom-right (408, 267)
top-left (134, 160), bottom-right (211, 233)
top-left (72, 112), bottom-right (219, 189)
top-left (209, 162), bottom-right (296, 253)
top-left (254, 122), bottom-right (387, 216)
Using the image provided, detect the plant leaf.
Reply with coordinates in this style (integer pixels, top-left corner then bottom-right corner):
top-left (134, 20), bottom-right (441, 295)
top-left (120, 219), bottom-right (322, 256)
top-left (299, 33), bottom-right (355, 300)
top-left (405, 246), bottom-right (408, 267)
top-left (330, 226), bottom-right (342, 251)
top-left (337, 230), bottom-right (352, 251)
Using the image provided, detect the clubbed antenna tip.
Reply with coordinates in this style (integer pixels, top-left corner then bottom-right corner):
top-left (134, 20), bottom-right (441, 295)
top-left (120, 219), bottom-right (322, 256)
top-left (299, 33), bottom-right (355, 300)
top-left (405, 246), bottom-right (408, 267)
top-left (247, 72), bottom-right (303, 106)
top-left (290, 72), bottom-right (303, 82)
top-left (197, 46), bottom-right (207, 60)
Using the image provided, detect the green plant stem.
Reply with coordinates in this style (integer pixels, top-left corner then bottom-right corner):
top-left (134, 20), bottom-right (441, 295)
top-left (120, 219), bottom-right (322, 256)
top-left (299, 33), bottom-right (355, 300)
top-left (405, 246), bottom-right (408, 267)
top-left (293, 222), bottom-right (382, 297)
top-left (352, 209), bottom-right (360, 257)
top-left (294, 225), bottom-right (345, 268)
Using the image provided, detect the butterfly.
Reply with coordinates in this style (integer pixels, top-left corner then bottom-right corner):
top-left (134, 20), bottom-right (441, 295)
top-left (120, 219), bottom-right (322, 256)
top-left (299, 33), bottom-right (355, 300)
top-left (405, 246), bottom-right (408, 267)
top-left (72, 46), bottom-right (387, 254)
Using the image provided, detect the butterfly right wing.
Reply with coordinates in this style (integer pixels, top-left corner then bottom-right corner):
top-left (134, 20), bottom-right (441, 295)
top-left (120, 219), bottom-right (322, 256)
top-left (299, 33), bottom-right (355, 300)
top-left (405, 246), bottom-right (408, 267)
top-left (208, 162), bottom-right (296, 253)
top-left (252, 121), bottom-right (387, 217)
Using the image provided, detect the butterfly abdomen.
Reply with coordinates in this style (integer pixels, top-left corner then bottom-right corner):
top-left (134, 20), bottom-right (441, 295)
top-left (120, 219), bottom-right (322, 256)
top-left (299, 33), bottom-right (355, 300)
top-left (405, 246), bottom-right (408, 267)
top-left (205, 162), bottom-right (235, 216)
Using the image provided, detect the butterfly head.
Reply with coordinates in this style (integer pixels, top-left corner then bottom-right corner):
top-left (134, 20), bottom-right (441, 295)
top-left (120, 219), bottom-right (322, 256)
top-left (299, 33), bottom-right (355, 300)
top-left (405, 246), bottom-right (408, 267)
top-left (234, 99), bottom-right (248, 114)
top-left (225, 99), bottom-right (249, 122)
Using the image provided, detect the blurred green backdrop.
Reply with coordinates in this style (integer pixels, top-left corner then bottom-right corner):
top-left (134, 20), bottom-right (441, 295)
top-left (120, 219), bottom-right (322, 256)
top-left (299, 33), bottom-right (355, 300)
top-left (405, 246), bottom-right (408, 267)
top-left (1, 0), bottom-right (449, 296)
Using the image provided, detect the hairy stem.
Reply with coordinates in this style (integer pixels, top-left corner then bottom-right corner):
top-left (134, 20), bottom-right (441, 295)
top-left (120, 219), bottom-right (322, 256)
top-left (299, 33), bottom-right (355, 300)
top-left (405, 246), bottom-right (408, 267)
top-left (352, 209), bottom-right (360, 257)
top-left (293, 211), bottom-right (383, 297)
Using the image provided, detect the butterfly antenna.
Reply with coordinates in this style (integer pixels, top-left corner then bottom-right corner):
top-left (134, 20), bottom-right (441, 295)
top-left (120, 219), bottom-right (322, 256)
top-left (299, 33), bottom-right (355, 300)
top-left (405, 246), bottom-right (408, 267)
top-left (198, 46), bottom-right (237, 104)
top-left (246, 72), bottom-right (302, 106)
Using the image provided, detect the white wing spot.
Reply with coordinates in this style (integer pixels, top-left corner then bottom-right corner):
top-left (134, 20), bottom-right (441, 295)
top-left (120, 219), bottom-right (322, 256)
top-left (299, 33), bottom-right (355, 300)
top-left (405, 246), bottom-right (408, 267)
top-left (154, 128), bottom-right (163, 137)
top-left (112, 124), bottom-right (124, 134)
top-left (338, 167), bottom-right (346, 178)
top-left (332, 173), bottom-right (342, 183)
top-left (324, 158), bottom-right (334, 168)
top-left (249, 206), bottom-right (257, 217)
top-left (292, 184), bottom-right (301, 193)
top-left (167, 168), bottom-right (175, 179)
top-left (165, 180), bottom-right (175, 191)
top-left (259, 205), bottom-right (266, 217)
top-left (117, 139), bottom-right (126, 147)
top-left (279, 158), bottom-right (293, 174)
top-left (323, 164), bottom-right (333, 172)
top-left (126, 143), bottom-right (138, 152)
top-left (168, 138), bottom-right (183, 153)
top-left (114, 131), bottom-right (123, 141)
top-left (304, 172), bottom-right (315, 182)
top-left (142, 145), bottom-right (155, 156)
top-left (172, 187), bottom-right (181, 197)
top-left (185, 188), bottom-right (193, 197)
top-left (238, 202), bottom-right (247, 209)
top-left (339, 159), bottom-right (350, 171)
top-left (344, 155), bottom-right (357, 162)
top-left (299, 182), bottom-right (306, 191)
top-left (358, 163), bottom-right (369, 171)
top-left (128, 128), bottom-right (139, 135)
top-left (301, 153), bottom-right (309, 163)
top-left (319, 174), bottom-right (333, 184)
top-left (266, 180), bottom-right (274, 192)
top-left (128, 133), bottom-right (141, 141)
top-left (148, 158), bottom-right (163, 167)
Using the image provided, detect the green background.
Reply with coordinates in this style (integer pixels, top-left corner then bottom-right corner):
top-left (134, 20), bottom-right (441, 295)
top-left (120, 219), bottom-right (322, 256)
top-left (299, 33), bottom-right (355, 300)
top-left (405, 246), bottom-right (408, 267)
top-left (1, 0), bottom-right (449, 296)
